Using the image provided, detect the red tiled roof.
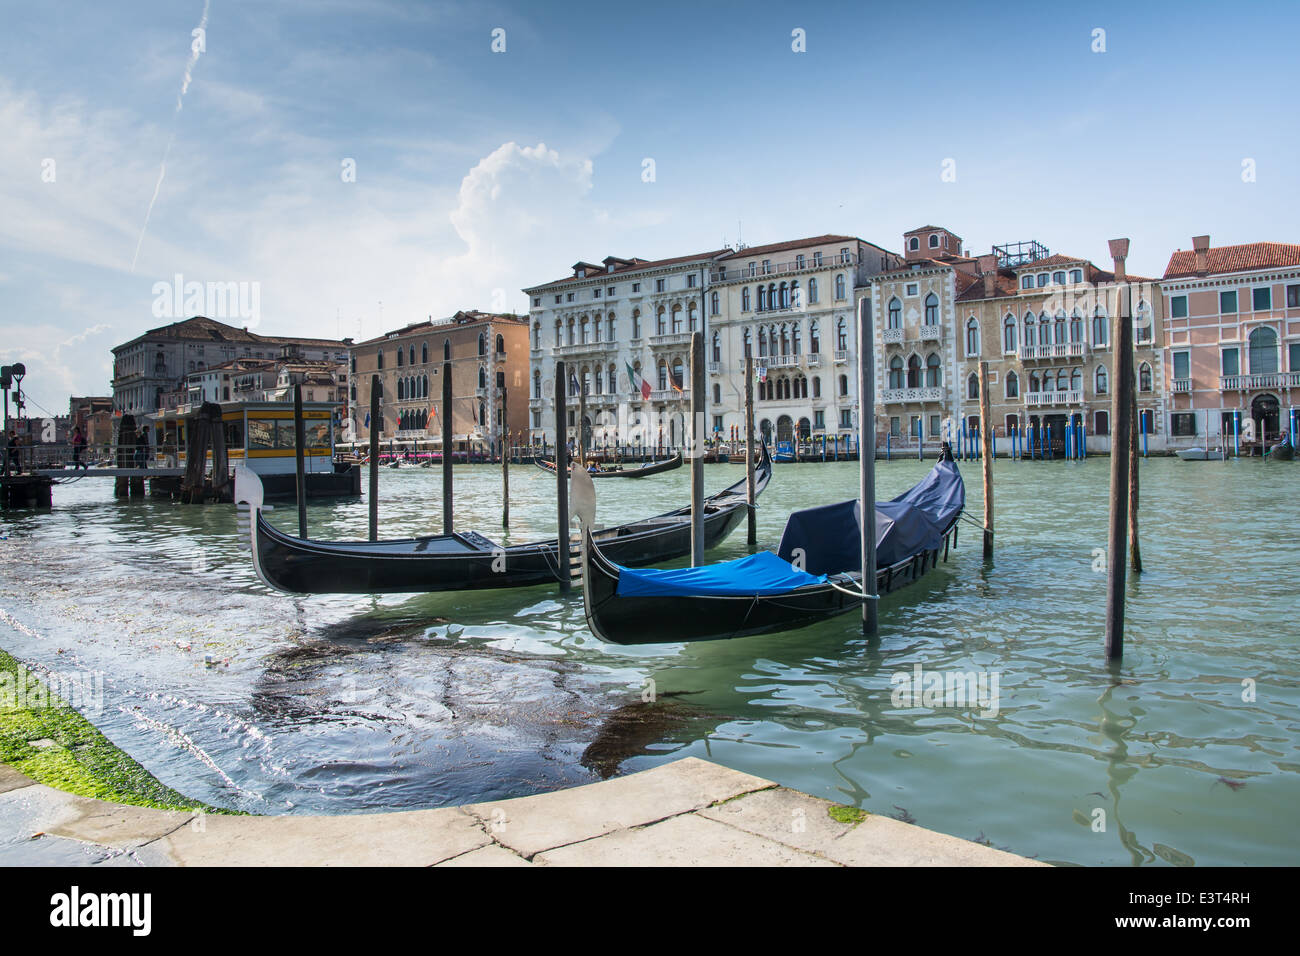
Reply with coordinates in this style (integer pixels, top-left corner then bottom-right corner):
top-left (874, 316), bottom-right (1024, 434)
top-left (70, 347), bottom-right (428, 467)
top-left (718, 234), bottom-right (860, 259)
top-left (1163, 242), bottom-right (1300, 279)
top-left (1014, 254), bottom-right (1087, 270)
top-left (525, 249), bottom-right (730, 291)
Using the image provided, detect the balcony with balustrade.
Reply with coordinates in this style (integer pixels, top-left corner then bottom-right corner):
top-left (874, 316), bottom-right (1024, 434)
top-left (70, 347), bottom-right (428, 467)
top-left (1171, 378), bottom-right (1192, 393)
top-left (1220, 372), bottom-right (1300, 391)
top-left (918, 324), bottom-right (943, 343)
top-left (648, 331), bottom-right (694, 350)
top-left (834, 350), bottom-right (849, 364)
top-left (882, 328), bottom-right (904, 346)
top-left (1024, 390), bottom-right (1084, 406)
top-left (650, 388), bottom-right (691, 403)
top-left (880, 386), bottom-right (945, 404)
top-left (805, 353), bottom-right (822, 368)
top-left (1018, 342), bottom-right (1089, 361)
top-left (553, 339), bottom-right (614, 359)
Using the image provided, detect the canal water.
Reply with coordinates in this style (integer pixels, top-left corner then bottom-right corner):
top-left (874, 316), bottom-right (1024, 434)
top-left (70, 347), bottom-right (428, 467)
top-left (1, 455), bottom-right (1297, 865)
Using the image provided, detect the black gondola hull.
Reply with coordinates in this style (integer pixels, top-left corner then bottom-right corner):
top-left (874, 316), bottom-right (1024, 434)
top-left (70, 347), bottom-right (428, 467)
top-left (581, 528), bottom-right (951, 644)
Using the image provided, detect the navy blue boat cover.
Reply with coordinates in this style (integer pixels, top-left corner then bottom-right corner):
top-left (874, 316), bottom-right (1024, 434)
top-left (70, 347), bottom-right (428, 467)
top-left (608, 460), bottom-right (963, 598)
top-left (776, 460), bottom-right (965, 575)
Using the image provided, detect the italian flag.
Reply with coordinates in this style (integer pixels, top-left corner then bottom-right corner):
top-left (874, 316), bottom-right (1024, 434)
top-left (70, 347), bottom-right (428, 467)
top-left (626, 361), bottom-right (651, 400)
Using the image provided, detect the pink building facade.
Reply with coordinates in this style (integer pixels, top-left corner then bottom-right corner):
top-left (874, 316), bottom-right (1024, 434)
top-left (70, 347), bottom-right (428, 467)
top-left (1160, 236), bottom-right (1300, 449)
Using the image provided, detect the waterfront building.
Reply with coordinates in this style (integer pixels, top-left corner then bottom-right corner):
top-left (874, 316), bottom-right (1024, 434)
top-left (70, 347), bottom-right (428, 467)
top-left (68, 396), bottom-right (114, 446)
top-left (1159, 235), bottom-right (1300, 448)
top-left (348, 310), bottom-right (529, 450)
top-left (523, 249), bottom-right (728, 450)
top-left (953, 246), bottom-right (1165, 454)
top-left (863, 226), bottom-right (981, 446)
top-left (707, 235), bottom-right (901, 447)
top-left (524, 237), bottom-right (901, 451)
top-left (111, 316), bottom-right (351, 416)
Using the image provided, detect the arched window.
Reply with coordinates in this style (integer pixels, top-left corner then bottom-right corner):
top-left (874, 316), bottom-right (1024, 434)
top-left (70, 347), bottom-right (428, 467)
top-left (742, 287), bottom-right (751, 311)
top-left (1055, 310), bottom-right (1067, 345)
top-left (478, 366), bottom-right (487, 389)
top-left (790, 281), bottom-right (801, 310)
top-left (743, 327), bottom-right (753, 357)
top-left (1029, 371), bottom-right (1040, 392)
top-left (967, 373), bottom-right (980, 400)
top-left (377, 350), bottom-right (384, 370)
top-left (1024, 312), bottom-right (1035, 348)
top-left (566, 318), bottom-right (575, 345)
top-left (888, 298), bottom-right (902, 328)
top-left (924, 293), bottom-right (938, 325)
top-left (657, 362), bottom-right (668, 391)
top-left (1249, 326), bottom-right (1279, 373)
top-left (554, 321), bottom-right (562, 347)
top-left (534, 370), bottom-right (542, 399)
top-left (1070, 367), bottom-right (1082, 392)
top-left (711, 331), bottom-right (721, 362)
top-left (965, 318), bottom-right (979, 356)
top-left (579, 316), bottom-right (589, 344)
top-left (929, 234), bottom-right (940, 248)
top-left (631, 309), bottom-right (641, 338)
top-left (444, 339), bottom-right (451, 361)
top-left (835, 274), bottom-right (846, 300)
top-left (1003, 314), bottom-right (1017, 353)
top-left (1095, 365), bottom-right (1107, 394)
top-left (1056, 369), bottom-right (1069, 392)
top-left (907, 355), bottom-right (921, 388)
top-left (1139, 362), bottom-right (1152, 392)
top-left (792, 322), bottom-right (801, 356)
top-left (889, 356), bottom-right (904, 389)
top-left (779, 282), bottom-right (789, 309)
top-left (671, 305), bottom-right (682, 333)
top-left (710, 291), bottom-right (719, 316)
top-left (409, 345), bottom-right (416, 365)
top-left (812, 376), bottom-right (821, 398)
top-left (422, 343), bottom-right (429, 364)
top-left (925, 352), bottom-right (941, 387)
top-left (478, 332), bottom-right (486, 355)
top-left (1093, 308), bottom-right (1107, 346)
top-left (758, 328), bottom-right (768, 357)
top-left (594, 370), bottom-right (603, 394)
top-left (592, 316), bottom-right (601, 343)
top-left (397, 378), bottom-right (405, 400)
top-left (1069, 310), bottom-right (1082, 343)
top-left (656, 307), bottom-right (666, 335)
top-left (768, 283), bottom-right (777, 310)
top-left (909, 237), bottom-right (920, 251)
top-left (1039, 312), bottom-right (1051, 346)
top-left (836, 318), bottom-right (848, 351)
top-left (757, 285), bottom-right (766, 311)
top-left (809, 321), bottom-right (820, 354)
top-left (839, 374), bottom-right (849, 397)
top-left (396, 348), bottom-right (404, 367)
top-left (1006, 371), bottom-right (1019, 398)
top-left (688, 302), bottom-right (698, 331)
top-left (808, 278), bottom-right (818, 303)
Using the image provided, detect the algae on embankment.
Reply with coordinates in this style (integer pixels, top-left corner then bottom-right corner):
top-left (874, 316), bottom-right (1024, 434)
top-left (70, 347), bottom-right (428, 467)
top-left (0, 648), bottom-right (234, 814)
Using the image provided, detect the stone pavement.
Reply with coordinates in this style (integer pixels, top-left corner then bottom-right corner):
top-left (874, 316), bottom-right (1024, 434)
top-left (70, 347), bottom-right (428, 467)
top-left (0, 758), bottom-right (1045, 866)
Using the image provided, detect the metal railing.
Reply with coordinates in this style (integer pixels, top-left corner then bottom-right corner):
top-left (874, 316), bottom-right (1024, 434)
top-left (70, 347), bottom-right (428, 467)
top-left (1024, 390), bottom-right (1084, 406)
top-left (711, 252), bottom-right (855, 282)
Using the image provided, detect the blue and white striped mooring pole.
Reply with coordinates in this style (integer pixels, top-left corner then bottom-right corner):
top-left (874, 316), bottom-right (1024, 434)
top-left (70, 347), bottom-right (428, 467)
top-left (917, 418), bottom-right (923, 461)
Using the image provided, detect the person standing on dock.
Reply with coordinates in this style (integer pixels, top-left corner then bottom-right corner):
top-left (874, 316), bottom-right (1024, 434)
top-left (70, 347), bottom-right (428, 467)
top-left (72, 426), bottom-right (86, 470)
top-left (135, 426), bottom-right (149, 470)
top-left (6, 429), bottom-right (21, 475)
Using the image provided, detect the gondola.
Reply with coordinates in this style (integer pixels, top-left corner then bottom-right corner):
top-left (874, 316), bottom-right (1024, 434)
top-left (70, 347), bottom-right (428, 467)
top-left (575, 447), bottom-right (964, 645)
top-left (535, 453), bottom-right (682, 479)
top-left (1269, 435), bottom-right (1294, 461)
top-left (233, 442), bottom-right (769, 595)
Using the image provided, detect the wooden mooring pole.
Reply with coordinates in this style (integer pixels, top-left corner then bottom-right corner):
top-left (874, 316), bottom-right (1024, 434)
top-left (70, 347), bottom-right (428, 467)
top-left (690, 331), bottom-right (705, 566)
top-left (979, 361), bottom-right (994, 562)
top-left (1106, 240), bottom-right (1134, 660)
top-left (745, 355), bottom-right (757, 546)
top-left (501, 386), bottom-right (510, 530)
top-left (442, 360), bottom-right (453, 534)
top-left (555, 360), bottom-right (570, 592)
top-left (1129, 383), bottom-right (1142, 573)
top-left (368, 376), bottom-right (379, 541)
top-left (293, 384), bottom-right (307, 538)
top-left (859, 296), bottom-right (877, 635)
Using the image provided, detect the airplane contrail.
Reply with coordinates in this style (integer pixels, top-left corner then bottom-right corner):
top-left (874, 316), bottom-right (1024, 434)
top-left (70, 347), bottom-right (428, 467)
top-left (131, 0), bottom-right (210, 273)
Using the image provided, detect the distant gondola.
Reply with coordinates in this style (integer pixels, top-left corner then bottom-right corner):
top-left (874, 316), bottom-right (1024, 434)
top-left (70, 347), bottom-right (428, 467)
top-left (233, 443), bottom-right (769, 595)
top-left (535, 453), bottom-right (683, 479)
top-left (1270, 436), bottom-right (1294, 461)
top-left (575, 448), bottom-right (964, 644)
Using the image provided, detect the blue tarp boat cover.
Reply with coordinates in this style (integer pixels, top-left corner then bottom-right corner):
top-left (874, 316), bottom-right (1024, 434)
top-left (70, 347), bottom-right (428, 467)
top-left (615, 549), bottom-right (828, 598)
top-left (776, 460), bottom-right (965, 575)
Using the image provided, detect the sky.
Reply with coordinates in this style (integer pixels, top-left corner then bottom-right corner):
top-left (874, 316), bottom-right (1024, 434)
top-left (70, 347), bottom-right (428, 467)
top-left (1, 0), bottom-right (1297, 418)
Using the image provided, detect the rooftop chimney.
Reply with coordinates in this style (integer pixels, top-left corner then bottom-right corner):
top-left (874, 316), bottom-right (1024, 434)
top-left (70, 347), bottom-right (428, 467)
top-left (1192, 235), bottom-right (1210, 275)
top-left (977, 254), bottom-right (998, 297)
top-left (1108, 238), bottom-right (1129, 283)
